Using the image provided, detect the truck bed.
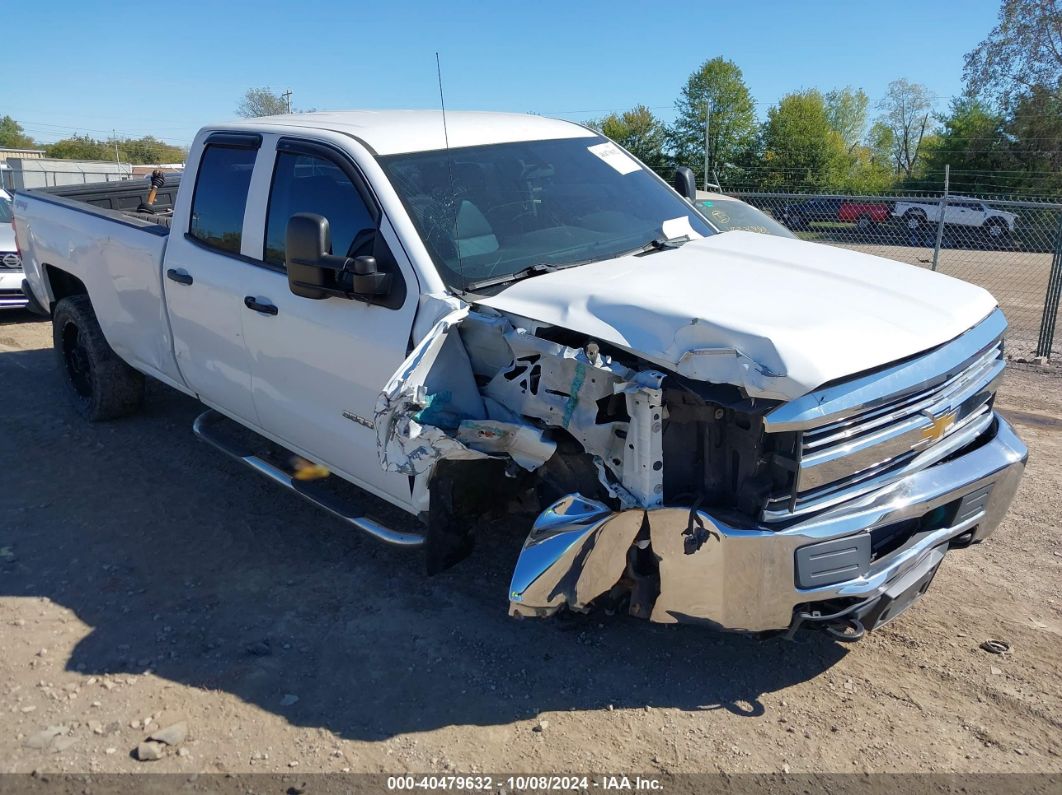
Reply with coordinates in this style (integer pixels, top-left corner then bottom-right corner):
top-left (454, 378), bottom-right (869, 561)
top-left (27, 176), bottom-right (182, 232)
top-left (15, 177), bottom-right (184, 388)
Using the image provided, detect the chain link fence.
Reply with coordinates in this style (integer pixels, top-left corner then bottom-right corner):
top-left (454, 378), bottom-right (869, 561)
top-left (721, 191), bottom-right (1062, 362)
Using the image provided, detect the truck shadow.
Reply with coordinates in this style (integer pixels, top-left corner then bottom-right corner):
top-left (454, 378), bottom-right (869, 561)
top-left (0, 346), bottom-right (848, 742)
top-left (0, 309), bottom-right (48, 327)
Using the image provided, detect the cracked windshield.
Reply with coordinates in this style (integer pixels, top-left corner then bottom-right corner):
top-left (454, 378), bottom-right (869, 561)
top-left (381, 136), bottom-right (713, 290)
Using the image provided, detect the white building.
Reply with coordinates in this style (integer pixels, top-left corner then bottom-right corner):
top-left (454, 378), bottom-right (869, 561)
top-left (3, 157), bottom-right (134, 190)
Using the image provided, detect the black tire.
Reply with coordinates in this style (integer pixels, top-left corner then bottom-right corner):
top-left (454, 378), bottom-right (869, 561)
top-left (903, 209), bottom-right (927, 230)
top-left (856, 215), bottom-right (872, 231)
top-left (52, 295), bottom-right (145, 421)
top-left (983, 219), bottom-right (1010, 245)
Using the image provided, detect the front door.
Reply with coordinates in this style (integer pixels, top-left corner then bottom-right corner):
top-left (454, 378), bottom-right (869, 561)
top-left (238, 140), bottom-right (419, 507)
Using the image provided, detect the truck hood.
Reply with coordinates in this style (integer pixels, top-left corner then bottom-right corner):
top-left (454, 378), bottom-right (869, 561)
top-left (477, 231), bottom-right (998, 401)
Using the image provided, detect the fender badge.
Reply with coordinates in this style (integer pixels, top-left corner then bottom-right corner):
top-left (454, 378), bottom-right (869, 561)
top-left (342, 411), bottom-right (374, 430)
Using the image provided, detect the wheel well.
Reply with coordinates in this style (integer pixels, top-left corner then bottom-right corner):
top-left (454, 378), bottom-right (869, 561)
top-left (44, 266), bottom-right (88, 312)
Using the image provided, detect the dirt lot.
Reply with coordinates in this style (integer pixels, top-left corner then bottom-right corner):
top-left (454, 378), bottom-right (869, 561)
top-left (1, 310), bottom-right (1061, 776)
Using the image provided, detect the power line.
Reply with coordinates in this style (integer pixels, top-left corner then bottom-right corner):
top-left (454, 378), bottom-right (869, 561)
top-left (538, 105), bottom-right (674, 115)
top-left (15, 122), bottom-right (189, 147)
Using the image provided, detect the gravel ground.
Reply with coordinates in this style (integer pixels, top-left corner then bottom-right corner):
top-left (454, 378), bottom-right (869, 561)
top-left (1, 310), bottom-right (1060, 776)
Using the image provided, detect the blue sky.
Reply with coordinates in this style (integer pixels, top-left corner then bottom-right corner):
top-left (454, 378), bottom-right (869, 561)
top-left (5, 0), bottom-right (1001, 147)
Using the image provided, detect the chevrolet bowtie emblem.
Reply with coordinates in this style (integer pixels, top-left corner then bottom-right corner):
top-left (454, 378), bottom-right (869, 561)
top-left (921, 409), bottom-right (958, 443)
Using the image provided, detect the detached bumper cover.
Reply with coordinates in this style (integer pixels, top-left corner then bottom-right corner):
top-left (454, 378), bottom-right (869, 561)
top-left (509, 414), bottom-right (1027, 632)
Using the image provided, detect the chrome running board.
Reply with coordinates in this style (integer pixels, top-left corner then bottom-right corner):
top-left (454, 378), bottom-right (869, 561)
top-left (192, 409), bottom-right (425, 548)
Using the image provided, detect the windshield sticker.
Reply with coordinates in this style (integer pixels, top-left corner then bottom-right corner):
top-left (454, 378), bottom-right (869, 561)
top-left (587, 142), bottom-right (641, 175)
top-left (661, 215), bottom-right (703, 241)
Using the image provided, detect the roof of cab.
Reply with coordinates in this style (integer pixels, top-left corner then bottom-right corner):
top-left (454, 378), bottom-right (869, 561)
top-left (222, 110), bottom-right (597, 156)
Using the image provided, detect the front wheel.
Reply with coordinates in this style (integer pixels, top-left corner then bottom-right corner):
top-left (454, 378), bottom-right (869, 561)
top-left (52, 295), bottom-right (145, 421)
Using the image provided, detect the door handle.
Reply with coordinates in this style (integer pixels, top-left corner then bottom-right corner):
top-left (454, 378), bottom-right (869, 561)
top-left (244, 296), bottom-right (278, 316)
top-left (166, 268), bottom-right (193, 285)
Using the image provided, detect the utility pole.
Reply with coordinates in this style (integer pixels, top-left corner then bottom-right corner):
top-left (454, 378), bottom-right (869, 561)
top-left (282, 89), bottom-right (293, 114)
top-left (703, 101), bottom-right (711, 191)
top-left (112, 129), bottom-right (122, 177)
top-left (931, 164), bottom-right (950, 272)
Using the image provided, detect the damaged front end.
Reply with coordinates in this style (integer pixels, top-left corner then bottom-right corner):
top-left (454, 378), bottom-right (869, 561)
top-left (373, 296), bottom-right (791, 622)
top-left (374, 298), bottom-right (1027, 637)
top-left (374, 297), bottom-right (695, 521)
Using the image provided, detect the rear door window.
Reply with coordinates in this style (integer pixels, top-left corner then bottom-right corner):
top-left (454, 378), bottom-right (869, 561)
top-left (188, 145), bottom-right (256, 254)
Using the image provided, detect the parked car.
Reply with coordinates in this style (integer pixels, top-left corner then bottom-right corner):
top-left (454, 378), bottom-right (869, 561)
top-left (0, 193), bottom-right (27, 309)
top-left (14, 111), bottom-right (1027, 641)
top-left (695, 191), bottom-right (796, 238)
top-left (893, 197), bottom-right (1018, 242)
top-left (838, 200), bottom-right (892, 229)
top-left (776, 196), bottom-right (845, 230)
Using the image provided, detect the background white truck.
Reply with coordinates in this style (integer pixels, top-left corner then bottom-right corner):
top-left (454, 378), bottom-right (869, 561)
top-left (893, 196), bottom-right (1018, 241)
top-left (13, 111), bottom-right (1027, 640)
top-left (0, 192), bottom-right (27, 308)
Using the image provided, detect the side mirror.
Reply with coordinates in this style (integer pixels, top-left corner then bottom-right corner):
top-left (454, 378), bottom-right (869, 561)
top-left (285, 213), bottom-right (390, 300)
top-left (286, 213), bottom-right (331, 299)
top-left (673, 167), bottom-right (697, 202)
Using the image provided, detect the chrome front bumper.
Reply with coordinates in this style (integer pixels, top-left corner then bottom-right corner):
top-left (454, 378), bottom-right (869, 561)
top-left (509, 413), bottom-right (1027, 633)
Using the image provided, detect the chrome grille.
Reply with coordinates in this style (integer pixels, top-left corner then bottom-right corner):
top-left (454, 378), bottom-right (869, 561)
top-left (763, 309), bottom-right (1007, 521)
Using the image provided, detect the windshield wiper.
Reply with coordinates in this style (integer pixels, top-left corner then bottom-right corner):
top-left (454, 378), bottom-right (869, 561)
top-left (463, 235), bottom-right (690, 292)
top-left (629, 235), bottom-right (691, 256)
top-left (465, 262), bottom-right (577, 292)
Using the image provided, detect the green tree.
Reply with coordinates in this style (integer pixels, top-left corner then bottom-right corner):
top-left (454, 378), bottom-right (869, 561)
top-left (1004, 86), bottom-right (1062, 194)
top-left (236, 87), bottom-right (291, 118)
top-left (825, 87), bottom-right (869, 152)
top-left (0, 116), bottom-right (36, 149)
top-left (587, 105), bottom-right (668, 170)
top-left (866, 121), bottom-right (896, 168)
top-left (759, 90), bottom-right (849, 191)
top-left (875, 78), bottom-right (934, 177)
top-left (670, 57), bottom-right (757, 182)
top-left (838, 147), bottom-right (898, 194)
top-left (118, 136), bottom-right (187, 164)
top-left (918, 98), bottom-right (1009, 193)
top-left (45, 134), bottom-right (110, 160)
top-left (964, 0), bottom-right (1062, 109)
top-left (45, 134), bottom-right (187, 164)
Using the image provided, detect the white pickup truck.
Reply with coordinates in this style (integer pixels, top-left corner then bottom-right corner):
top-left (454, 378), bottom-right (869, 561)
top-left (14, 111), bottom-right (1027, 640)
top-left (893, 196), bottom-right (1018, 241)
top-left (0, 192), bottom-right (28, 308)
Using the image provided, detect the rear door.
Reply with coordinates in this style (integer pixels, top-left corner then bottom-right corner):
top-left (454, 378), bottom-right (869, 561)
top-left (164, 133), bottom-right (262, 424)
top-left (236, 136), bottom-right (420, 507)
top-left (964, 201), bottom-right (988, 227)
